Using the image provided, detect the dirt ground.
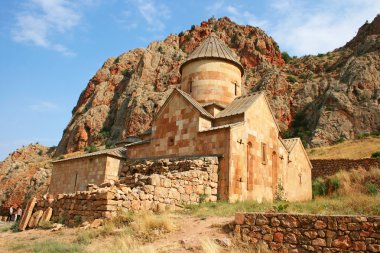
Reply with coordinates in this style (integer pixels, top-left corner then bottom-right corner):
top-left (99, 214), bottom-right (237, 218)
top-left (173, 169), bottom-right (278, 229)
top-left (0, 215), bottom-right (234, 253)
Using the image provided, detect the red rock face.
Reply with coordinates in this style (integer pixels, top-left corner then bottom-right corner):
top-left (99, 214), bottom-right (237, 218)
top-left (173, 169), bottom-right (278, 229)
top-left (0, 144), bottom-right (54, 210)
top-left (55, 15), bottom-right (380, 155)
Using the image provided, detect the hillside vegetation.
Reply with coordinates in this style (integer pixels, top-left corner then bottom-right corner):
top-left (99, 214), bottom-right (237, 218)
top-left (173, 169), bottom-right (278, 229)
top-left (307, 137), bottom-right (380, 159)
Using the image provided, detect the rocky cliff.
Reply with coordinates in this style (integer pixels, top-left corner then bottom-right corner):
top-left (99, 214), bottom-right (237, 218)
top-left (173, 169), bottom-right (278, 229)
top-left (0, 144), bottom-right (54, 209)
top-left (53, 15), bottom-right (380, 154)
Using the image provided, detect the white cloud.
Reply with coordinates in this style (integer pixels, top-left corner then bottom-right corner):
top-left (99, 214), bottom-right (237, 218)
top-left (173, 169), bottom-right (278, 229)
top-left (11, 0), bottom-right (82, 56)
top-left (268, 0), bottom-right (380, 56)
top-left (121, 0), bottom-right (170, 32)
top-left (206, 2), bottom-right (267, 29)
top-left (29, 101), bottom-right (59, 112)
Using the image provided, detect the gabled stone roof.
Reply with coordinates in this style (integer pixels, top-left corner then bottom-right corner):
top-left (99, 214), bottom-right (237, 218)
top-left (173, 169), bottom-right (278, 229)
top-left (52, 147), bottom-right (127, 163)
top-left (175, 88), bottom-right (214, 119)
top-left (179, 33), bottom-right (244, 76)
top-left (215, 92), bottom-right (262, 118)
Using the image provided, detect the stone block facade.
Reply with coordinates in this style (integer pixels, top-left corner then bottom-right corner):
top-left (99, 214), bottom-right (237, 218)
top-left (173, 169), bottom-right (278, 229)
top-left (234, 212), bottom-right (380, 252)
top-left (50, 155), bottom-right (122, 194)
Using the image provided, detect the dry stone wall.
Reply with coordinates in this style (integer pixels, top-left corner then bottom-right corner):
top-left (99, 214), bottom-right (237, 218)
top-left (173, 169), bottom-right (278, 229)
top-left (311, 158), bottom-right (380, 179)
top-left (234, 212), bottom-right (380, 252)
top-left (35, 157), bottom-right (219, 226)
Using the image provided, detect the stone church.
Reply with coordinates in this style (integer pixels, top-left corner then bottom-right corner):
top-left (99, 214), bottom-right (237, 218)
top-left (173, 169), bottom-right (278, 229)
top-left (51, 34), bottom-right (312, 203)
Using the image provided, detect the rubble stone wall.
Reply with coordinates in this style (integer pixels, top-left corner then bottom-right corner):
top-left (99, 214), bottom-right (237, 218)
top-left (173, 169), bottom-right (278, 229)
top-left (311, 158), bottom-right (380, 179)
top-left (36, 157), bottom-right (219, 226)
top-left (234, 212), bottom-right (380, 252)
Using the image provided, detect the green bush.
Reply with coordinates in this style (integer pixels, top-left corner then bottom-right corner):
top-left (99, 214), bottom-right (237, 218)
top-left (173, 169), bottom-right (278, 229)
top-left (212, 24), bottom-right (218, 32)
top-left (281, 52), bottom-right (291, 63)
top-left (178, 31), bottom-right (184, 37)
top-left (312, 177), bottom-right (327, 197)
top-left (317, 53), bottom-right (325, 57)
top-left (122, 69), bottom-right (134, 78)
top-left (10, 220), bottom-right (20, 232)
top-left (84, 143), bottom-right (98, 153)
top-left (199, 194), bottom-right (207, 203)
top-left (366, 183), bottom-right (378, 195)
top-left (157, 46), bottom-right (163, 53)
top-left (336, 136), bottom-right (345, 144)
top-left (105, 140), bottom-right (115, 149)
top-left (191, 25), bottom-right (195, 30)
top-left (330, 178), bottom-right (341, 191)
top-left (286, 76), bottom-right (297, 83)
top-left (371, 151), bottom-right (380, 158)
top-left (357, 132), bottom-right (371, 139)
top-left (114, 57), bottom-right (120, 64)
top-left (185, 34), bottom-right (191, 41)
top-left (300, 71), bottom-right (313, 80)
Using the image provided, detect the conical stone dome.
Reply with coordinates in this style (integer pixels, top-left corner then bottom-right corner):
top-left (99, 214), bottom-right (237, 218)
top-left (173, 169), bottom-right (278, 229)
top-left (180, 33), bottom-right (244, 76)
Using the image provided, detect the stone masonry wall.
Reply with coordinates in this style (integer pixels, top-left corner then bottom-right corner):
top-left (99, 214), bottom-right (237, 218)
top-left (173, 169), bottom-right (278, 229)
top-left (311, 158), bottom-right (380, 179)
top-left (120, 157), bottom-right (219, 204)
top-left (35, 157), bottom-right (219, 226)
top-left (234, 212), bottom-right (380, 252)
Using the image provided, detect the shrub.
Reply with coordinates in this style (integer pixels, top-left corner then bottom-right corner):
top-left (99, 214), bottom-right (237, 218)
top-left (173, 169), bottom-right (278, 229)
top-left (185, 34), bottom-right (191, 41)
top-left (212, 24), bottom-right (218, 32)
top-left (336, 136), bottom-right (345, 144)
top-left (74, 215), bottom-right (82, 226)
top-left (300, 71), bottom-right (313, 80)
top-left (114, 57), bottom-right (120, 64)
top-left (281, 52), bottom-right (291, 63)
top-left (122, 69), bottom-right (134, 78)
top-left (10, 220), bottom-right (20, 232)
top-left (190, 25), bottom-right (195, 30)
top-left (178, 31), bottom-right (184, 37)
top-left (58, 155), bottom-right (65, 160)
top-left (317, 53), bottom-right (325, 57)
top-left (157, 46), bottom-right (163, 53)
top-left (84, 143), bottom-right (98, 153)
top-left (286, 76), bottom-right (297, 83)
top-left (37, 150), bottom-right (43, 156)
top-left (273, 203), bottom-right (289, 212)
top-left (231, 33), bottom-right (238, 46)
top-left (39, 221), bottom-right (54, 230)
top-left (357, 132), bottom-right (371, 139)
top-left (366, 183), bottom-right (378, 195)
top-left (371, 151), bottom-right (380, 158)
top-left (199, 194), bottom-right (207, 203)
top-left (105, 140), bottom-right (115, 149)
top-left (330, 178), bottom-right (341, 191)
top-left (312, 177), bottom-right (327, 197)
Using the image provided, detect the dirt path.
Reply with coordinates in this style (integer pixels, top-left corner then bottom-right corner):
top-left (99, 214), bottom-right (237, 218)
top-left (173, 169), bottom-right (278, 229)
top-left (0, 216), bottom-right (235, 253)
top-left (149, 216), bottom-right (234, 252)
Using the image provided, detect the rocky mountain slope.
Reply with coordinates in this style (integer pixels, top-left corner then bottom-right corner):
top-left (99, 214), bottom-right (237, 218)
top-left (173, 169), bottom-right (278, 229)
top-left (0, 144), bottom-right (54, 209)
top-left (52, 15), bottom-right (380, 154)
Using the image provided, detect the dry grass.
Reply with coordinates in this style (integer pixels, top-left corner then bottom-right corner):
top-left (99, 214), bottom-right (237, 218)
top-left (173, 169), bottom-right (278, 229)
top-left (307, 137), bottom-right (380, 159)
top-left (329, 167), bottom-right (380, 195)
top-left (75, 211), bottom-right (176, 253)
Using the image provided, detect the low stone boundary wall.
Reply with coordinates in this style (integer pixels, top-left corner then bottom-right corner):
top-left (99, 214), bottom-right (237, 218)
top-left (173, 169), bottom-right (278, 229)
top-left (311, 158), bottom-right (380, 179)
top-left (234, 212), bottom-right (380, 252)
top-left (34, 157), bottom-right (219, 226)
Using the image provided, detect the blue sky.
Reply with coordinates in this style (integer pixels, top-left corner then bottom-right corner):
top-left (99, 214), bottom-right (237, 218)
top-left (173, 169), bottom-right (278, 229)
top-left (0, 0), bottom-right (379, 160)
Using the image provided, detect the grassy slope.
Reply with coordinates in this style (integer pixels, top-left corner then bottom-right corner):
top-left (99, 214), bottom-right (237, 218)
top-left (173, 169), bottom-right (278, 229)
top-left (307, 137), bottom-right (380, 159)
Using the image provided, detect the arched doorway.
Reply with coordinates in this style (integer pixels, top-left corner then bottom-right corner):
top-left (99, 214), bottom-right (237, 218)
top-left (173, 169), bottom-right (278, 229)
top-left (247, 142), bottom-right (254, 191)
